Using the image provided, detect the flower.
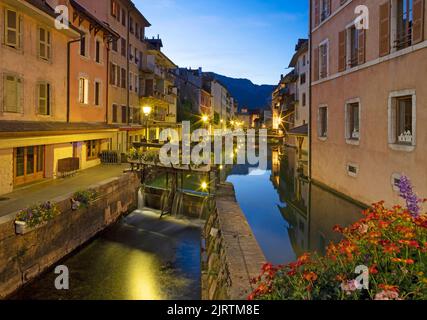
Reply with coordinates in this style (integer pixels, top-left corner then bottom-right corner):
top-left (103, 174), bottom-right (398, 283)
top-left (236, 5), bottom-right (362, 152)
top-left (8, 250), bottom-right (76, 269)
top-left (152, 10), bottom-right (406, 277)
top-left (341, 280), bottom-right (359, 296)
top-left (398, 176), bottom-right (423, 218)
top-left (374, 290), bottom-right (401, 300)
top-left (303, 272), bottom-right (318, 282)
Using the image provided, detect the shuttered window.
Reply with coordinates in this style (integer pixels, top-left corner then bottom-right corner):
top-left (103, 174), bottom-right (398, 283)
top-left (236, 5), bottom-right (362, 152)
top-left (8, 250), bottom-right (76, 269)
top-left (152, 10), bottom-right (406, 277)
top-left (338, 30), bottom-right (347, 71)
top-left (319, 42), bottom-right (328, 79)
top-left (38, 27), bottom-right (51, 60)
top-left (314, 0), bottom-right (320, 27)
top-left (3, 74), bottom-right (23, 113)
top-left (37, 82), bottom-right (51, 115)
top-left (5, 9), bottom-right (22, 49)
top-left (78, 77), bottom-right (89, 104)
top-left (313, 47), bottom-right (319, 81)
top-left (358, 29), bottom-right (366, 64)
top-left (413, 0), bottom-right (425, 44)
top-left (94, 81), bottom-right (101, 106)
top-left (379, 2), bottom-right (391, 56)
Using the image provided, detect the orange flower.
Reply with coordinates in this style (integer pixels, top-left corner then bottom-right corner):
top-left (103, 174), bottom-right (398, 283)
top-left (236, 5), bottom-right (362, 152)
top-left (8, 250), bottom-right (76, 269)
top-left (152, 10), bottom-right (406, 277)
top-left (369, 264), bottom-right (379, 275)
top-left (379, 284), bottom-right (399, 293)
top-left (303, 271), bottom-right (318, 282)
top-left (391, 258), bottom-right (415, 265)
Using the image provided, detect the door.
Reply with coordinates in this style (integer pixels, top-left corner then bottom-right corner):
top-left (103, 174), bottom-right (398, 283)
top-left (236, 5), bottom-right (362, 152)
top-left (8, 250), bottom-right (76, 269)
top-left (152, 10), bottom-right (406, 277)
top-left (14, 146), bottom-right (45, 186)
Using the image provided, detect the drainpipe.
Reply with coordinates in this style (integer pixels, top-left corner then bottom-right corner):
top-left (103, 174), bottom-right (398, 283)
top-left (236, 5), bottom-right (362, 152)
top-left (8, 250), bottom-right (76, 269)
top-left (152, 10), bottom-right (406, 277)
top-left (308, 0), bottom-right (313, 181)
top-left (67, 37), bottom-right (84, 123)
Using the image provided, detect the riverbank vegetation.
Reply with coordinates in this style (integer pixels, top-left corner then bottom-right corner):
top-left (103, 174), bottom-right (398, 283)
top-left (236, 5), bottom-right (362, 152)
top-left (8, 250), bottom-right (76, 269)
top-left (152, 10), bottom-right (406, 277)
top-left (250, 176), bottom-right (427, 300)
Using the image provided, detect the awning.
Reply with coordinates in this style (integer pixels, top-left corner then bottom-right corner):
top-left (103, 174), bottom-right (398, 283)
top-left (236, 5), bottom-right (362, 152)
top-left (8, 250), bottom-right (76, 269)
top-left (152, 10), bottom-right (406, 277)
top-left (288, 124), bottom-right (308, 137)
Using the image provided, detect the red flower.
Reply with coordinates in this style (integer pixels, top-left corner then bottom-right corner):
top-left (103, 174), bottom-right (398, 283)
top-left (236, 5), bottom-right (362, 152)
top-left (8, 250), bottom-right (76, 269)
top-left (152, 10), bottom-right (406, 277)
top-left (369, 264), bottom-right (379, 275)
top-left (379, 284), bottom-right (399, 293)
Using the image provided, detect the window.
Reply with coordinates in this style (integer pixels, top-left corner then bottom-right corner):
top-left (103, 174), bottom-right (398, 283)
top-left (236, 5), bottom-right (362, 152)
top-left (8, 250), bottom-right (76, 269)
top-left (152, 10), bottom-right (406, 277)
top-left (121, 9), bottom-right (126, 26)
top-left (38, 27), bottom-right (51, 60)
top-left (319, 41), bottom-right (328, 79)
top-left (5, 9), bottom-right (22, 49)
top-left (318, 106), bottom-right (328, 138)
top-left (110, 63), bottom-right (116, 85)
top-left (347, 164), bottom-right (359, 177)
top-left (135, 74), bottom-right (139, 93)
top-left (112, 104), bottom-right (118, 123)
top-left (349, 26), bottom-right (360, 67)
top-left (80, 33), bottom-right (87, 57)
top-left (112, 38), bottom-right (118, 52)
top-left (3, 74), bottom-right (23, 113)
top-left (121, 38), bottom-right (126, 57)
top-left (395, 0), bottom-right (414, 50)
top-left (86, 140), bottom-right (100, 160)
top-left (302, 55), bottom-right (306, 66)
top-left (345, 101), bottom-right (360, 141)
top-left (129, 16), bottom-right (134, 34)
top-left (94, 81), bottom-right (101, 106)
top-left (121, 68), bottom-right (126, 89)
top-left (300, 73), bottom-right (306, 85)
top-left (129, 72), bottom-right (133, 91)
top-left (136, 23), bottom-right (139, 38)
top-left (302, 93), bottom-right (306, 107)
top-left (129, 44), bottom-right (133, 62)
top-left (320, 0), bottom-right (331, 22)
top-left (388, 91), bottom-right (416, 150)
top-left (111, 0), bottom-right (118, 18)
top-left (95, 40), bottom-right (101, 63)
top-left (37, 82), bottom-right (51, 115)
top-left (78, 77), bottom-right (89, 104)
top-left (396, 96), bottom-right (413, 144)
top-left (121, 105), bottom-right (127, 123)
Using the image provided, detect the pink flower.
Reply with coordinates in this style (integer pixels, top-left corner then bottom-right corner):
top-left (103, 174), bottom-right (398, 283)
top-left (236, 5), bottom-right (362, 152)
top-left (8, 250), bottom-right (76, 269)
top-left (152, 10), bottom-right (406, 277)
top-left (341, 280), bottom-right (359, 295)
top-left (374, 290), bottom-right (402, 300)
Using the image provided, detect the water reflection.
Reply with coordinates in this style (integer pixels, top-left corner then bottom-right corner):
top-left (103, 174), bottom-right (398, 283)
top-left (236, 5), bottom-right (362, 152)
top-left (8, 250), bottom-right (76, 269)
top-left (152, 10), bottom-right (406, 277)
top-left (227, 144), bottom-right (364, 265)
top-left (12, 211), bottom-right (201, 300)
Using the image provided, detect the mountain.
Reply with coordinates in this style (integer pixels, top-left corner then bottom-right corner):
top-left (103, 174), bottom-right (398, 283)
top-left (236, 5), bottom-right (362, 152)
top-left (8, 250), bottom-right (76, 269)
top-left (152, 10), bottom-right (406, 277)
top-left (204, 72), bottom-right (275, 111)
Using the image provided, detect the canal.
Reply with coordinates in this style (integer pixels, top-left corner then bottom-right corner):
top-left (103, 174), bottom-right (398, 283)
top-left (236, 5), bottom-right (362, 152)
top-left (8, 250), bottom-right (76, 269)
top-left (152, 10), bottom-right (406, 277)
top-left (12, 144), bottom-right (365, 299)
top-left (227, 145), bottom-right (365, 265)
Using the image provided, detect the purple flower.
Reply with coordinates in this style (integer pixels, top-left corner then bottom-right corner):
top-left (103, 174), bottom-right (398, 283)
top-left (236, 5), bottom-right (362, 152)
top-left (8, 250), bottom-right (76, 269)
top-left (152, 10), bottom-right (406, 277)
top-left (398, 176), bottom-right (422, 218)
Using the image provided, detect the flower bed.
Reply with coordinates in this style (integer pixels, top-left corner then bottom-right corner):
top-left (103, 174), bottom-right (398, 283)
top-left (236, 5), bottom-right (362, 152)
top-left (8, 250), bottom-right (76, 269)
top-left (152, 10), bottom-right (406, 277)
top-left (250, 177), bottom-right (427, 300)
top-left (15, 202), bottom-right (60, 235)
top-left (72, 189), bottom-right (99, 210)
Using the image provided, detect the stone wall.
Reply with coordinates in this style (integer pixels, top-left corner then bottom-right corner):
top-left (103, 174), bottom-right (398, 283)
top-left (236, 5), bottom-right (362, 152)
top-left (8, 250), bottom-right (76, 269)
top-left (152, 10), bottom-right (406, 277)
top-left (202, 183), bottom-right (266, 300)
top-left (0, 172), bottom-right (140, 298)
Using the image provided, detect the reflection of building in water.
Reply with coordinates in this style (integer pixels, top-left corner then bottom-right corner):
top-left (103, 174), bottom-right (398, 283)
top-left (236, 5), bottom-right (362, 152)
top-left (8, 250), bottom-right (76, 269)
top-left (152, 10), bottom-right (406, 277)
top-left (271, 144), bottom-right (365, 256)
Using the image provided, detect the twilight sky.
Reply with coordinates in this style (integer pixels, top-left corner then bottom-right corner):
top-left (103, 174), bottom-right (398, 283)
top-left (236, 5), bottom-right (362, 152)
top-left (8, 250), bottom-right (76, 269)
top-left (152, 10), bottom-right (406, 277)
top-left (134, 0), bottom-right (309, 85)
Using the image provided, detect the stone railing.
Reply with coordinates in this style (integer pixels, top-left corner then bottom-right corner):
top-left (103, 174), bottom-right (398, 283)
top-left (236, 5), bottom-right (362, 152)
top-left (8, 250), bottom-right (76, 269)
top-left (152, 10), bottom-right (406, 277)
top-left (202, 183), bottom-right (266, 300)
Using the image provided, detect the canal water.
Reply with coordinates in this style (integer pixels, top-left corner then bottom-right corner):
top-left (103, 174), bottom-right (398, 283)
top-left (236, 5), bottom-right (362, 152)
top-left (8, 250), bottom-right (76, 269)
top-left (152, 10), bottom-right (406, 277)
top-left (227, 145), bottom-right (365, 265)
top-left (12, 144), bottom-right (365, 299)
top-left (12, 210), bottom-right (201, 300)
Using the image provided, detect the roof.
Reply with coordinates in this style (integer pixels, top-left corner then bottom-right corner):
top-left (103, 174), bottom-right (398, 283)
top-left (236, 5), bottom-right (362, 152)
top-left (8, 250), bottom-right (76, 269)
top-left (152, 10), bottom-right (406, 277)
top-left (127, 0), bottom-right (151, 27)
top-left (288, 124), bottom-right (308, 137)
top-left (0, 121), bottom-right (118, 135)
top-left (289, 39), bottom-right (309, 68)
top-left (70, 0), bottom-right (120, 39)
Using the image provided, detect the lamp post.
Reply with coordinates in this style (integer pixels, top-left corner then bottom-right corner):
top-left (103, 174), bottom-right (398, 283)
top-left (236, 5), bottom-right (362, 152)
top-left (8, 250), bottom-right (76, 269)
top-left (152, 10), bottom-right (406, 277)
top-left (143, 106), bottom-right (152, 142)
top-left (202, 114), bottom-right (211, 136)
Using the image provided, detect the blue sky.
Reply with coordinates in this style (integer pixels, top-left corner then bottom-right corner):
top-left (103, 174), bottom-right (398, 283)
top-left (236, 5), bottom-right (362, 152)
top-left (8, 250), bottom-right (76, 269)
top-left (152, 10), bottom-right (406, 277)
top-left (134, 0), bottom-right (309, 85)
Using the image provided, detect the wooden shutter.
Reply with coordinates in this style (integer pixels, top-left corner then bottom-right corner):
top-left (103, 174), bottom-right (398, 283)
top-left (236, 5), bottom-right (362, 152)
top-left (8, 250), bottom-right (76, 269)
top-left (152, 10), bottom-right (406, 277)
top-left (110, 63), bottom-right (115, 85)
top-left (379, 1), bottom-right (390, 57)
top-left (358, 29), bottom-right (366, 64)
top-left (313, 47), bottom-right (319, 81)
top-left (338, 30), bottom-right (347, 72)
top-left (314, 0), bottom-right (320, 27)
top-left (413, 0), bottom-right (425, 44)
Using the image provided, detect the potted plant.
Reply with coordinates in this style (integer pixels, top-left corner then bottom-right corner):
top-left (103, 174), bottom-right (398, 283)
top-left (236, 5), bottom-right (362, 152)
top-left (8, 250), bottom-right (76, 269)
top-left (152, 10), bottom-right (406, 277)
top-left (71, 189), bottom-right (99, 210)
top-left (15, 201), bottom-right (60, 235)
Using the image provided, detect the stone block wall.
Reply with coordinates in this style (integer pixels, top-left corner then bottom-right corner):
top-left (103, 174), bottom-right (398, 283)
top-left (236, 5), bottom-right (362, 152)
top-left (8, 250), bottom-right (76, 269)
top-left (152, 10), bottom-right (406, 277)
top-left (202, 183), bottom-right (266, 300)
top-left (0, 172), bottom-right (140, 298)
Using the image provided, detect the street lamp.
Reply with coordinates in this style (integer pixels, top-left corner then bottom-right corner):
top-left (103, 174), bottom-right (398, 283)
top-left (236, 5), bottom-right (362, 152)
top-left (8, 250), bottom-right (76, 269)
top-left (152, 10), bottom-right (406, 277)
top-left (143, 106), bottom-right (152, 142)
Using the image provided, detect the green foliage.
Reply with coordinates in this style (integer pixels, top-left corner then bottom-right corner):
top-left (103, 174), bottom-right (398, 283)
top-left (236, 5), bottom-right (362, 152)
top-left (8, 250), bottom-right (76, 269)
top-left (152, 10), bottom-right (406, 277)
top-left (73, 189), bottom-right (99, 208)
top-left (16, 202), bottom-right (60, 228)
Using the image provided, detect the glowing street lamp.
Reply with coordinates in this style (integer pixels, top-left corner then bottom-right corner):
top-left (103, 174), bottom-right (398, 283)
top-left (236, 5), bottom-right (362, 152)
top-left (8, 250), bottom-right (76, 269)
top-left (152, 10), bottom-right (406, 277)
top-left (143, 106), bottom-right (152, 142)
top-left (201, 181), bottom-right (208, 191)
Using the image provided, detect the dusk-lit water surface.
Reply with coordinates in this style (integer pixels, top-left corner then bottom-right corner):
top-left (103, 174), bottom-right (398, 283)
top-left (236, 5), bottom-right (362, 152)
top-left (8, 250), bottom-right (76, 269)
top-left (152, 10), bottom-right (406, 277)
top-left (12, 211), bottom-right (201, 300)
top-left (227, 145), bottom-right (364, 265)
